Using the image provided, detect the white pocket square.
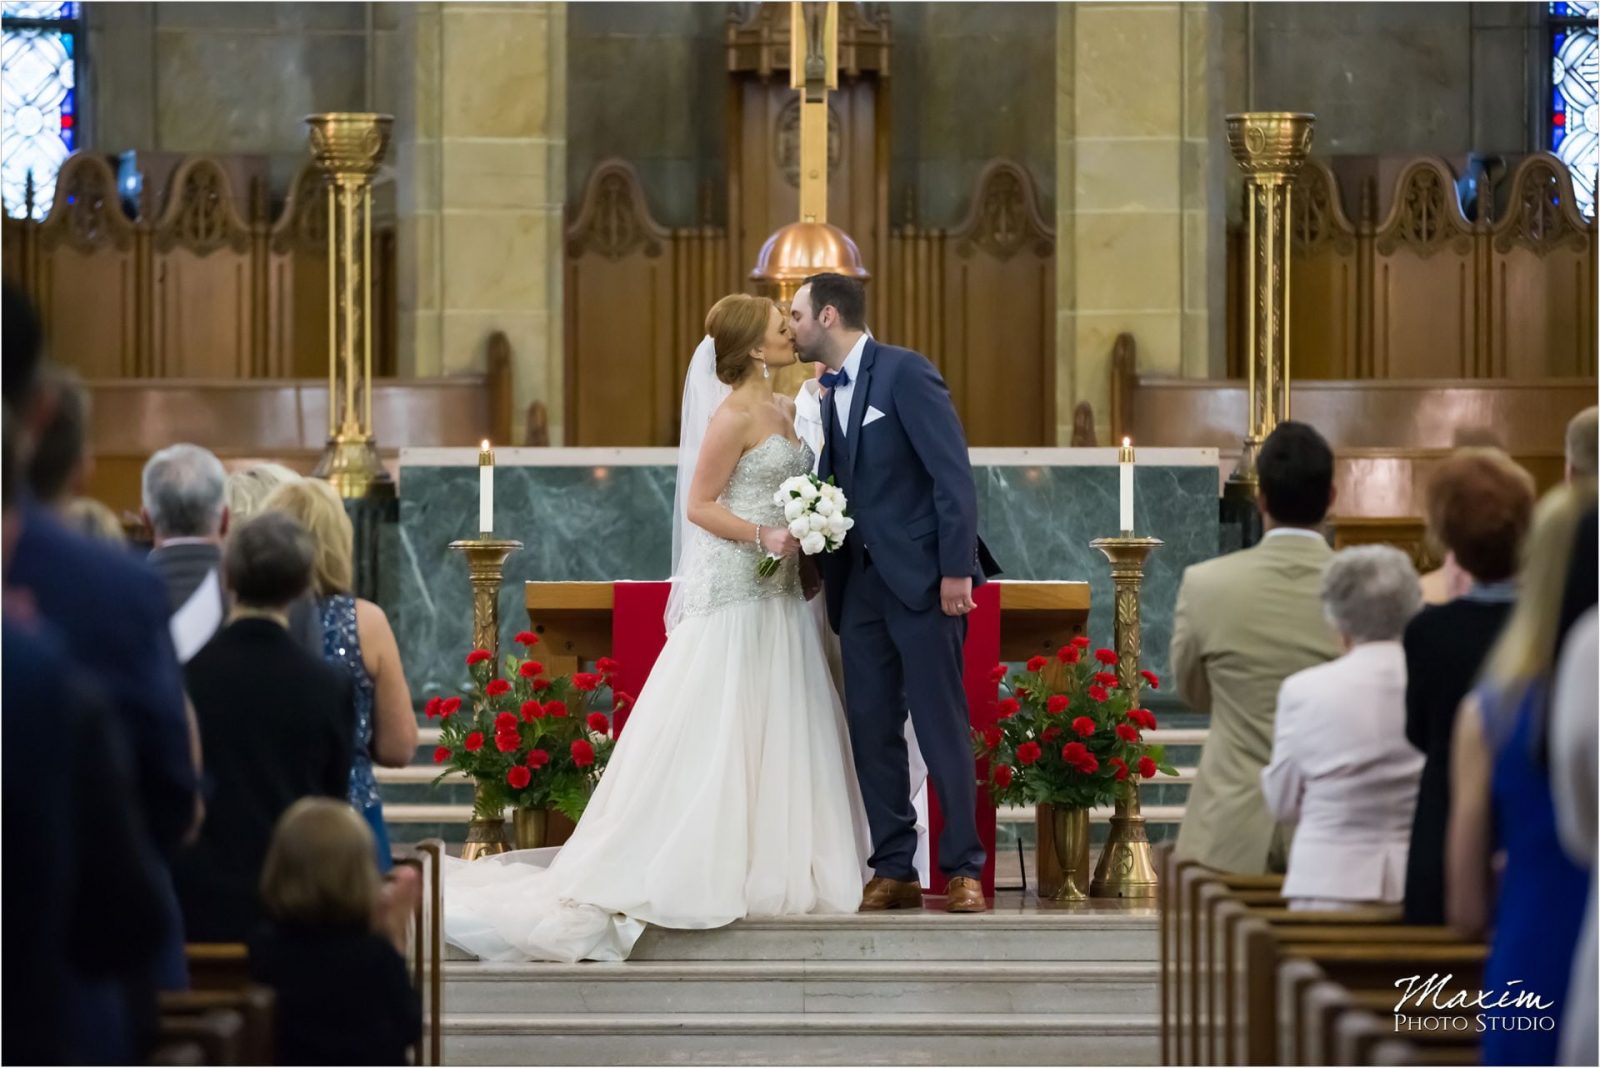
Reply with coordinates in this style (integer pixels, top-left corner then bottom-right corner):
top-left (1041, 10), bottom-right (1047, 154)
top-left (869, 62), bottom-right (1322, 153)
top-left (863, 406), bottom-right (887, 427)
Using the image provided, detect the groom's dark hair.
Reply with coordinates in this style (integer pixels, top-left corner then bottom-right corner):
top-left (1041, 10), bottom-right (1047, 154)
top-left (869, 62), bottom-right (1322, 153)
top-left (803, 273), bottom-right (867, 331)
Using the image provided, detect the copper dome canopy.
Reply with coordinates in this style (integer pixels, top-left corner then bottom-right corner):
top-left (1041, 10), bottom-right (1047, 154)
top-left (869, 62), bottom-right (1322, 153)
top-left (749, 221), bottom-right (870, 290)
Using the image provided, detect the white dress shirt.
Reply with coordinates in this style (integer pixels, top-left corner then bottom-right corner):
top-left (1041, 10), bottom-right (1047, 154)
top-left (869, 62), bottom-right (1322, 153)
top-left (831, 333), bottom-right (869, 437)
top-left (1260, 640), bottom-right (1423, 905)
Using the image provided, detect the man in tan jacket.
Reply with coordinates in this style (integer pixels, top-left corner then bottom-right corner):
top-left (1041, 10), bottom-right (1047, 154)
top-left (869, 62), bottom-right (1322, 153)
top-left (1172, 422), bottom-right (1342, 874)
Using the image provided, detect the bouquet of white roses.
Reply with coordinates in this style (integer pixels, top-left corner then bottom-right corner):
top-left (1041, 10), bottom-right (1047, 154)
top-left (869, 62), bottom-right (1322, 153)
top-left (759, 474), bottom-right (854, 577)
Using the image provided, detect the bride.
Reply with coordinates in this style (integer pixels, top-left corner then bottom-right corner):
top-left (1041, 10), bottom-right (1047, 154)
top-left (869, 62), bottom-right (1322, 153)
top-left (442, 294), bottom-right (870, 962)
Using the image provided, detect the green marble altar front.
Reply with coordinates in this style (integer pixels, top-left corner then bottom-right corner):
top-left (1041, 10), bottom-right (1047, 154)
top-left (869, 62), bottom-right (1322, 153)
top-left (392, 447), bottom-right (1221, 701)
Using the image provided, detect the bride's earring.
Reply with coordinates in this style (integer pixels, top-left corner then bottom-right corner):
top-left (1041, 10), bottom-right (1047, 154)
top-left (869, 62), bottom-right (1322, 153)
top-left (753, 351), bottom-right (769, 379)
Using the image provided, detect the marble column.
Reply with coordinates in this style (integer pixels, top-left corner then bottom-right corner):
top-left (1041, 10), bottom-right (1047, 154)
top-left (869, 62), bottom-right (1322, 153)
top-left (378, 2), bottom-right (566, 443)
top-left (1055, 2), bottom-right (1227, 442)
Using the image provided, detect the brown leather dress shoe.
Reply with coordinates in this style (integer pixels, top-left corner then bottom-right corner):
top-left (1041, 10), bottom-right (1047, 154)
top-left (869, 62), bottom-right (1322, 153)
top-left (945, 876), bottom-right (987, 913)
top-left (859, 876), bottom-right (923, 911)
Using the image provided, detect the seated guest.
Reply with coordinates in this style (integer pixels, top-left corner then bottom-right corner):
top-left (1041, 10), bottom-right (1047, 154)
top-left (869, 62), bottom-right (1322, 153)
top-left (263, 479), bottom-right (418, 869)
top-left (1419, 426), bottom-right (1507, 605)
top-left (1551, 592), bottom-right (1598, 1066)
top-left (250, 798), bottom-right (422, 1067)
top-left (142, 443), bottom-right (231, 662)
top-left (4, 284), bottom-right (199, 995)
top-left (1402, 448), bottom-right (1535, 924)
top-left (1261, 545), bottom-right (1424, 910)
top-left (1447, 488), bottom-right (1597, 1066)
top-left (24, 364), bottom-right (91, 510)
top-left (62, 496), bottom-right (128, 544)
top-left (1172, 421), bottom-right (1341, 874)
top-left (225, 462), bottom-right (300, 521)
top-left (1568, 404), bottom-right (1598, 483)
top-left (174, 512), bottom-right (355, 943)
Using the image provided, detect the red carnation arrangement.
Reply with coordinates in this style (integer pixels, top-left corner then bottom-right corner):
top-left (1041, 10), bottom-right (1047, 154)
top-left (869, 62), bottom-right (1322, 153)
top-left (973, 648), bottom-right (1175, 810)
top-left (432, 644), bottom-right (626, 821)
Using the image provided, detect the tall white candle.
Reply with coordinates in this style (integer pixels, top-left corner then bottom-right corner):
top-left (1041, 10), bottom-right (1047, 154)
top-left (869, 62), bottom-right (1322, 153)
top-left (1119, 437), bottom-right (1135, 534)
top-left (479, 439), bottom-right (494, 535)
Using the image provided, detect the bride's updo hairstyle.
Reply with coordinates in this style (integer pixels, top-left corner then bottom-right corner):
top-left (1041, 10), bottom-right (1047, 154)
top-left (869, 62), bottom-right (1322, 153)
top-left (706, 293), bottom-right (775, 386)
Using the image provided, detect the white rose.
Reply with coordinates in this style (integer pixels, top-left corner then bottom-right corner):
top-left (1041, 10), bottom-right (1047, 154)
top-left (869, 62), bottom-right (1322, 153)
top-left (827, 513), bottom-right (848, 535)
top-left (808, 513), bottom-right (828, 532)
top-left (839, 515), bottom-right (855, 531)
top-left (797, 480), bottom-right (820, 501)
top-left (801, 531), bottom-right (827, 555)
top-left (814, 497), bottom-right (835, 517)
top-left (784, 499), bottom-right (808, 522)
top-left (788, 518), bottom-right (810, 539)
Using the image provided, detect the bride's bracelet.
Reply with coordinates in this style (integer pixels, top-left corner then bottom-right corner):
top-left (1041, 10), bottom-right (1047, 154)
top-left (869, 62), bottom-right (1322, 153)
top-left (754, 523), bottom-right (763, 549)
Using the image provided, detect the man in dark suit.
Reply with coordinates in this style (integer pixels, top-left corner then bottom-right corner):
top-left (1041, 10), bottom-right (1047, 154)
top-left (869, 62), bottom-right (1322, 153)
top-left (4, 284), bottom-right (201, 993)
top-left (176, 511), bottom-right (355, 943)
top-left (794, 272), bottom-right (1000, 914)
top-left (142, 443), bottom-right (231, 661)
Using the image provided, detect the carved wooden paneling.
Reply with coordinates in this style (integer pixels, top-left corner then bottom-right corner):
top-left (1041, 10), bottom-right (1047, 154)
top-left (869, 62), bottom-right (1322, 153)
top-left (1488, 155), bottom-right (1597, 378)
top-left (1288, 160), bottom-right (1360, 379)
top-left (6, 151), bottom-right (394, 382)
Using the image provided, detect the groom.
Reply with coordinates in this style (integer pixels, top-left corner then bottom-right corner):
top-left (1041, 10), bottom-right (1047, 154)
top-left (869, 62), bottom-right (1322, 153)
top-left (791, 273), bottom-right (1001, 914)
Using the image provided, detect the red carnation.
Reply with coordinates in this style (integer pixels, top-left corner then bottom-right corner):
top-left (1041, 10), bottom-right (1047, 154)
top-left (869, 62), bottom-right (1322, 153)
top-left (1138, 755), bottom-right (1158, 778)
top-left (1072, 636), bottom-right (1092, 648)
top-left (1026, 655), bottom-right (1048, 673)
top-left (1076, 753), bottom-right (1100, 774)
top-left (495, 730), bottom-right (520, 753)
top-left (996, 698), bottom-right (1020, 719)
top-left (1016, 741), bottom-right (1042, 765)
top-left (1062, 741), bottom-right (1088, 763)
top-left (587, 712), bottom-right (610, 734)
top-left (466, 649), bottom-right (493, 666)
top-left (1094, 671), bottom-right (1119, 687)
top-left (1129, 708), bottom-right (1158, 731)
top-left (1140, 669), bottom-right (1160, 690)
top-left (424, 696), bottom-right (442, 719)
top-left (982, 726), bottom-right (1003, 750)
top-left (989, 664), bottom-right (1008, 683)
top-left (506, 765), bottom-right (531, 789)
top-left (1094, 648), bottom-right (1118, 666)
top-left (1072, 715), bottom-right (1096, 737)
top-left (521, 699), bottom-right (545, 721)
top-left (545, 700), bottom-right (568, 718)
top-left (1058, 645), bottom-right (1081, 664)
top-left (526, 748), bottom-right (550, 769)
top-left (494, 711), bottom-right (518, 731)
top-left (1042, 726), bottom-right (1063, 743)
top-left (613, 691), bottom-right (633, 712)
top-left (433, 746), bottom-right (451, 764)
top-left (1087, 684), bottom-right (1110, 703)
top-left (532, 677), bottom-right (551, 691)
top-left (485, 678), bottom-right (511, 697)
top-left (1116, 723), bottom-right (1140, 743)
top-left (514, 630), bottom-right (540, 647)
top-left (464, 732), bottom-right (484, 752)
top-left (597, 656), bottom-right (621, 676)
top-left (1047, 694), bottom-right (1070, 715)
top-left (1015, 685), bottom-right (1031, 700)
top-left (519, 660), bottom-right (545, 678)
top-left (440, 696), bottom-right (462, 718)
top-left (1110, 756), bottom-right (1130, 781)
top-left (571, 739), bottom-right (596, 767)
top-left (993, 765), bottom-right (1015, 789)
top-left (572, 672), bottom-right (602, 692)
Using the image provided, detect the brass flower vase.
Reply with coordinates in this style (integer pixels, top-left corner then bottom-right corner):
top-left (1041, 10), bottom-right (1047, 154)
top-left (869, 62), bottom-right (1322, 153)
top-left (460, 784), bottom-right (509, 861)
top-left (1048, 806), bottom-right (1092, 903)
top-left (513, 807), bottom-right (578, 850)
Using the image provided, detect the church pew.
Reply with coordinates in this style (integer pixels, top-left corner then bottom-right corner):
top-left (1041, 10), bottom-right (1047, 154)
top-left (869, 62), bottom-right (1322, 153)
top-left (158, 988), bottom-right (274, 1066)
top-left (148, 1040), bottom-right (205, 1065)
top-left (184, 944), bottom-right (250, 993)
top-left (153, 1008), bottom-right (245, 1066)
top-left (82, 349), bottom-right (512, 515)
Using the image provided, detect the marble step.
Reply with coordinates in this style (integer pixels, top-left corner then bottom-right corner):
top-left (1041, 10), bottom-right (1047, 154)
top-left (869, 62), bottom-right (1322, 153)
top-left (444, 958), bottom-right (1156, 1015)
top-left (383, 798), bottom-right (1192, 826)
top-left (441, 1011), bottom-right (1159, 1066)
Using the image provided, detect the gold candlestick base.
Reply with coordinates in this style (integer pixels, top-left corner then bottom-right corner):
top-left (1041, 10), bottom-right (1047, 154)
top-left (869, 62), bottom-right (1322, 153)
top-left (1089, 534), bottom-right (1163, 901)
top-left (450, 537), bottom-right (523, 855)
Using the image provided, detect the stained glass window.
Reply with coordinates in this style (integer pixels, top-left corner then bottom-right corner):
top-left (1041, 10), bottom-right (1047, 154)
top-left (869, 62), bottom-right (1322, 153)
top-left (1552, 1), bottom-right (1600, 219)
top-left (2, 1), bottom-right (78, 221)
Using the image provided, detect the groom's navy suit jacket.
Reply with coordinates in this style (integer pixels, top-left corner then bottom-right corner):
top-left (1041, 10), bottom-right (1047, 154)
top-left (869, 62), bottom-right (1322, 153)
top-left (816, 338), bottom-right (1000, 631)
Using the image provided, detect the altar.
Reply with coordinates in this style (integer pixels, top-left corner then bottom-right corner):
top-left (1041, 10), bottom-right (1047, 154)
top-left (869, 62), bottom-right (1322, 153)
top-left (390, 446), bottom-right (1221, 705)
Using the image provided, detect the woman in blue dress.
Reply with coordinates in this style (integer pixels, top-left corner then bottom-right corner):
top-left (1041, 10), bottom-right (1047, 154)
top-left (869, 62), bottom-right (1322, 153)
top-left (262, 479), bottom-right (420, 870)
top-left (1448, 484), bottom-right (1597, 1065)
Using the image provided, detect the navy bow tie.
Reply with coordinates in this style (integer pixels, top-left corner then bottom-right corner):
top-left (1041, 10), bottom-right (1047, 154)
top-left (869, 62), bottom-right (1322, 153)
top-left (820, 368), bottom-right (850, 390)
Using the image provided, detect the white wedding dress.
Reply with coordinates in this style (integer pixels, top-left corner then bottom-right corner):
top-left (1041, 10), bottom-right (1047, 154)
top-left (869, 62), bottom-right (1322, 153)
top-left (443, 435), bottom-right (870, 962)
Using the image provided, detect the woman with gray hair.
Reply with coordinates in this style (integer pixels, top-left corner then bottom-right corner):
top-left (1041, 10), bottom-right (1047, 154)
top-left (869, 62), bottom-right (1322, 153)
top-left (1260, 545), bottom-right (1426, 910)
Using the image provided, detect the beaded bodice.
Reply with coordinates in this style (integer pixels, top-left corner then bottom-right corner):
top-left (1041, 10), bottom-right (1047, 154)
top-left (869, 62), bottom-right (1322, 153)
top-left (676, 435), bottom-right (813, 622)
top-left (319, 593), bottom-right (379, 808)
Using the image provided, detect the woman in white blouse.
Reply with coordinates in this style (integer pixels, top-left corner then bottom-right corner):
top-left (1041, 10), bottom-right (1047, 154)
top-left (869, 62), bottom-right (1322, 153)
top-left (1261, 545), bottom-right (1425, 910)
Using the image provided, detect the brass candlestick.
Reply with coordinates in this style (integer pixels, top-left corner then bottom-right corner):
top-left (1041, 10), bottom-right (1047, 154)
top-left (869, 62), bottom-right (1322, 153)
top-left (306, 112), bottom-right (394, 499)
top-left (1223, 112), bottom-right (1315, 544)
top-left (450, 536), bottom-right (523, 860)
top-left (1089, 534), bottom-right (1163, 900)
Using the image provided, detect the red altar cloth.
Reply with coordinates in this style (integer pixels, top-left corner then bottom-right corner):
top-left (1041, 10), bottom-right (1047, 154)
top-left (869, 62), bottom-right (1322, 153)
top-left (609, 579), bottom-right (1003, 897)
